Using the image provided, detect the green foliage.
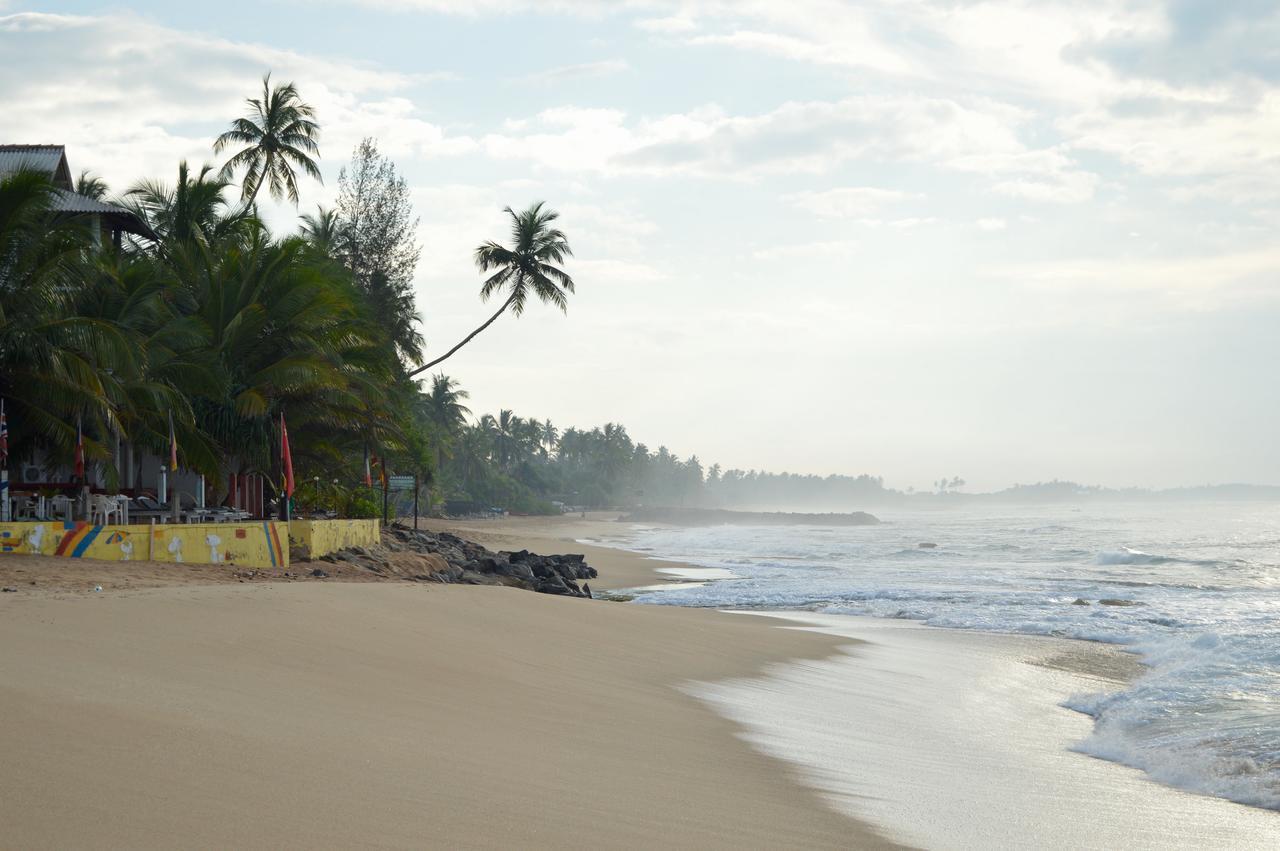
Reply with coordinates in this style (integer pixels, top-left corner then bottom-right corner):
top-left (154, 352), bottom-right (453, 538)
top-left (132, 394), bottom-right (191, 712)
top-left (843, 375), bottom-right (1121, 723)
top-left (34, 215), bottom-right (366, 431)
top-left (0, 74), bottom-right (590, 520)
top-left (214, 73), bottom-right (322, 206)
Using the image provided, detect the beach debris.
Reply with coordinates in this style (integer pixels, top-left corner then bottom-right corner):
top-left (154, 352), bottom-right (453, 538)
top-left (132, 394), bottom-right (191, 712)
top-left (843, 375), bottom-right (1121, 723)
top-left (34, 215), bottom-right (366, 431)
top-left (1098, 598), bottom-right (1141, 607)
top-left (93, 585), bottom-right (102, 592)
top-left (1072, 598), bottom-right (1091, 606)
top-left (2, 586), bottom-right (17, 593)
top-left (310, 568), bottom-right (329, 578)
top-left (917, 542), bottom-right (938, 549)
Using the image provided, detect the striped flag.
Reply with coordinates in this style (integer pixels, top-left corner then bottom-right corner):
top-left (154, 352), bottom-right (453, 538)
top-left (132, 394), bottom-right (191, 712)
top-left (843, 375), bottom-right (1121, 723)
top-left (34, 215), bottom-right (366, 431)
top-left (281, 413), bottom-right (295, 497)
top-left (74, 417), bottom-right (85, 479)
top-left (168, 410), bottom-right (178, 470)
top-left (1, 399), bottom-right (9, 523)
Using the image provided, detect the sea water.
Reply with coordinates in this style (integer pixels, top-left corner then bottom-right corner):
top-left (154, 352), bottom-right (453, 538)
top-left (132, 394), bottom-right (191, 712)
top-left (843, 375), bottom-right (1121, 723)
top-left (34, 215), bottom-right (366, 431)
top-left (614, 502), bottom-right (1280, 814)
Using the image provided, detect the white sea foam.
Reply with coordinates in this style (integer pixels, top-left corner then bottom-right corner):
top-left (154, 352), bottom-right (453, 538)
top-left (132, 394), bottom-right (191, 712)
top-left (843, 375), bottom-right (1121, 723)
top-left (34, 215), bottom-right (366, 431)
top-left (612, 503), bottom-right (1280, 813)
top-left (688, 613), bottom-right (1280, 849)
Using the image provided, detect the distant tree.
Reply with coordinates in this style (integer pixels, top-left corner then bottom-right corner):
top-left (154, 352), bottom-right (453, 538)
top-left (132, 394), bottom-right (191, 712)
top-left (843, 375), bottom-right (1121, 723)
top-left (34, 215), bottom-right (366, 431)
top-left (408, 201), bottom-right (573, 377)
top-left (299, 205), bottom-right (342, 256)
top-left (336, 138), bottom-right (422, 365)
top-left (214, 73), bottom-right (322, 206)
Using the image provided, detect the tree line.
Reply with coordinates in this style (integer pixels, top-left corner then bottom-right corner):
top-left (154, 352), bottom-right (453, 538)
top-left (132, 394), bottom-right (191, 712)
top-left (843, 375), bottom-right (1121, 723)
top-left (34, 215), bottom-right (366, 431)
top-left (0, 73), bottom-right (573, 516)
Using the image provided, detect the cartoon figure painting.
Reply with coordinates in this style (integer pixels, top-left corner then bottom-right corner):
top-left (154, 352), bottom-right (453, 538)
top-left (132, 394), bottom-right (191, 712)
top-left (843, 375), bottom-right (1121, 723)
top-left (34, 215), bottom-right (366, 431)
top-left (24, 523), bottom-right (47, 555)
top-left (167, 535), bottom-right (184, 563)
top-left (205, 533), bottom-right (222, 563)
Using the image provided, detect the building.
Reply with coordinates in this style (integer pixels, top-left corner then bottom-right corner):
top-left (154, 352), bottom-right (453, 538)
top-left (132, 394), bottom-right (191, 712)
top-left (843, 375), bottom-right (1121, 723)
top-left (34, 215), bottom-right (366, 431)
top-left (0, 144), bottom-right (155, 246)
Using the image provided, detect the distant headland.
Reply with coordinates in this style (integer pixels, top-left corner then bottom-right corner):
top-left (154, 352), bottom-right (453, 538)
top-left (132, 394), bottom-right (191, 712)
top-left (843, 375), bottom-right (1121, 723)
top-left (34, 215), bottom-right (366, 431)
top-left (620, 507), bottom-right (881, 526)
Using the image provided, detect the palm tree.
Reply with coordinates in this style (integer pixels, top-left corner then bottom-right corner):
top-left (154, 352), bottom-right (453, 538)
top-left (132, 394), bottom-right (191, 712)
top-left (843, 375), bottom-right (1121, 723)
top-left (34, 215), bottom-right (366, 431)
top-left (299, 205), bottom-right (342, 257)
top-left (75, 170), bottom-right (110, 201)
top-left (214, 73), bottom-right (322, 207)
top-left (422, 373), bottom-right (471, 434)
top-left (407, 201), bottom-right (573, 377)
top-left (127, 161), bottom-right (247, 248)
top-left (541, 419), bottom-right (558, 456)
top-left (0, 169), bottom-right (132, 460)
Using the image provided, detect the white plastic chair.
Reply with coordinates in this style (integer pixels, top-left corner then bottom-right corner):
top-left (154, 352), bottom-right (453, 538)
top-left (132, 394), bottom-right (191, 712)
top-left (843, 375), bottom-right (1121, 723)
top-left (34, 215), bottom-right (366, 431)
top-left (89, 494), bottom-right (121, 525)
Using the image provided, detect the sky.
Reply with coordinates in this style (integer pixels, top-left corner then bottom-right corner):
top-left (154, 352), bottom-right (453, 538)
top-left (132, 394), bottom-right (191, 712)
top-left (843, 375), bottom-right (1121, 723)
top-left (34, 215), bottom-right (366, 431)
top-left (4, 0), bottom-right (1280, 491)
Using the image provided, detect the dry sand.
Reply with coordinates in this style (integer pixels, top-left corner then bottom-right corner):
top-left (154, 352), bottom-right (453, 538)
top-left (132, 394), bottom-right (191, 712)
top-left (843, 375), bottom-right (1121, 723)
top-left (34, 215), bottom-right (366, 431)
top-left (0, 514), bottom-right (896, 849)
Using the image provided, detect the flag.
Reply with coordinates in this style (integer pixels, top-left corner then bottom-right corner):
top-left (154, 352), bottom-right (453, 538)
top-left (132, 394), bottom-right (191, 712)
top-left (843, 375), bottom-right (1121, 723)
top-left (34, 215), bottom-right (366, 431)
top-left (168, 410), bottom-right (178, 470)
top-left (281, 413), bottom-right (295, 498)
top-left (363, 444), bottom-right (372, 487)
top-left (0, 399), bottom-right (8, 465)
top-left (74, 417), bottom-right (85, 479)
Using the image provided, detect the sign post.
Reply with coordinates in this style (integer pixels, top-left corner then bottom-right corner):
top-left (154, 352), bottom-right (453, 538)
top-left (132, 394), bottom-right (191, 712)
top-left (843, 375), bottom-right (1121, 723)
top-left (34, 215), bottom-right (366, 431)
top-left (413, 472), bottom-right (419, 530)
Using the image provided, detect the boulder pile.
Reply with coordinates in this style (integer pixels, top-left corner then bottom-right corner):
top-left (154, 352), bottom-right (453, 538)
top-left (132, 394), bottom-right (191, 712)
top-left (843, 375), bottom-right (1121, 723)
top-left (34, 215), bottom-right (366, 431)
top-left (313, 526), bottom-right (598, 597)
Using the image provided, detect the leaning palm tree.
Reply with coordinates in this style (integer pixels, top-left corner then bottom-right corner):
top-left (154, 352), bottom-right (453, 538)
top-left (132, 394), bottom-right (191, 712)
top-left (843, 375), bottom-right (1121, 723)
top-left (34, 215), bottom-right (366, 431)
top-left (407, 201), bottom-right (573, 377)
top-left (214, 73), bottom-right (322, 206)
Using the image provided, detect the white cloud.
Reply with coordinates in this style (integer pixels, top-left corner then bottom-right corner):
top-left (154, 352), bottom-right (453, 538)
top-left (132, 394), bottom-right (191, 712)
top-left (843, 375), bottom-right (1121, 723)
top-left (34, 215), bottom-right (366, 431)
top-left (635, 14), bottom-right (697, 33)
top-left (0, 11), bottom-right (470, 196)
top-left (977, 218), bottom-right (1007, 231)
top-left (518, 59), bottom-right (630, 83)
top-left (752, 240), bottom-right (859, 261)
top-left (784, 187), bottom-right (920, 218)
top-left (989, 246), bottom-right (1280, 310)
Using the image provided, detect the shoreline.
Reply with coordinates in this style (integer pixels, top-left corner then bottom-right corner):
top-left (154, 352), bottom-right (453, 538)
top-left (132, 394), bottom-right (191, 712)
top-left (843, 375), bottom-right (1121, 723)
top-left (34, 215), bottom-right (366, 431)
top-left (0, 515), bottom-right (898, 849)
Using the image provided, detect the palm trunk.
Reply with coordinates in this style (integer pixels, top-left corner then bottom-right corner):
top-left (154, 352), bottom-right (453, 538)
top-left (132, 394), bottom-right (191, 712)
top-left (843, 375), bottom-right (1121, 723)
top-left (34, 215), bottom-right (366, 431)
top-left (244, 155), bottom-right (269, 207)
top-left (407, 292), bottom-right (517, 378)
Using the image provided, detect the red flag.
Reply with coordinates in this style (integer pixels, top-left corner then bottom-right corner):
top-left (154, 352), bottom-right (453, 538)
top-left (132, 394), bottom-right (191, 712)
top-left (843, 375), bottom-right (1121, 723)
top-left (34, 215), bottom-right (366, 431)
top-left (168, 410), bottom-right (178, 470)
top-left (0, 399), bottom-right (8, 464)
top-left (281, 413), bottom-right (295, 497)
top-left (74, 418), bottom-right (85, 479)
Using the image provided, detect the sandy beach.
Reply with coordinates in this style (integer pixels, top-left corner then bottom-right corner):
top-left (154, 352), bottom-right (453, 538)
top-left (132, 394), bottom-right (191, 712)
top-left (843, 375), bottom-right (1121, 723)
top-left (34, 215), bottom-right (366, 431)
top-left (0, 514), bottom-right (896, 849)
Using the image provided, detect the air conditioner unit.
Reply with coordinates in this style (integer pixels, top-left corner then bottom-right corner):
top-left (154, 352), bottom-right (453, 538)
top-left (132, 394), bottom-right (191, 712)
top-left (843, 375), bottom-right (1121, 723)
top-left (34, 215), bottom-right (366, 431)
top-left (22, 465), bottom-right (42, 483)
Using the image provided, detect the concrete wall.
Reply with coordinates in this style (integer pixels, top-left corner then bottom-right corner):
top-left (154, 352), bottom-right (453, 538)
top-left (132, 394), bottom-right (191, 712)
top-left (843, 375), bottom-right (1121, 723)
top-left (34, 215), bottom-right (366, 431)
top-left (288, 519), bottom-right (381, 559)
top-left (0, 520), bottom-right (288, 569)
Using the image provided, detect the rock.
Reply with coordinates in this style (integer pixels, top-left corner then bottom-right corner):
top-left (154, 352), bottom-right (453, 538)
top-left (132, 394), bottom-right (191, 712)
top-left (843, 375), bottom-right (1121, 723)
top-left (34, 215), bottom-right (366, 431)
top-left (583, 583), bottom-right (592, 599)
top-left (310, 568), bottom-right (329, 578)
top-left (1072, 598), bottom-right (1091, 606)
top-left (536, 575), bottom-right (572, 595)
top-left (1099, 598), bottom-right (1141, 607)
top-left (917, 542), bottom-right (938, 549)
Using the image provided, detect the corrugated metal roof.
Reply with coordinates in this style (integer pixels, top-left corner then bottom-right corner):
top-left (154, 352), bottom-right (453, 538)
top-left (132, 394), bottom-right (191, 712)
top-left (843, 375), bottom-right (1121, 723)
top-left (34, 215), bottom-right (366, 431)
top-left (0, 144), bottom-right (155, 240)
top-left (49, 188), bottom-right (127, 215)
top-left (0, 145), bottom-right (70, 186)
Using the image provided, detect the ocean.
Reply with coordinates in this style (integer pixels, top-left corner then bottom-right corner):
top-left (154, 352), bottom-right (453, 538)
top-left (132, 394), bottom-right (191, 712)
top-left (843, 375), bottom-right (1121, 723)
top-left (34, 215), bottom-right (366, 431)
top-left (608, 502), bottom-right (1280, 818)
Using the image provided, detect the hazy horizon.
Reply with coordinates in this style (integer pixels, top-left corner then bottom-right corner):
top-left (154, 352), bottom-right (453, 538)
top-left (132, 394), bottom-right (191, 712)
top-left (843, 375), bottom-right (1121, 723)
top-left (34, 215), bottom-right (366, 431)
top-left (6, 1), bottom-right (1279, 492)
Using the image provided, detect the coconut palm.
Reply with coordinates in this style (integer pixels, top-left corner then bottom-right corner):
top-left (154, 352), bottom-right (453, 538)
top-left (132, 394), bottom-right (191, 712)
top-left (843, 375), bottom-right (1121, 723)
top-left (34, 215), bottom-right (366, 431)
top-left (422, 373), bottom-right (471, 434)
top-left (214, 73), bottom-right (322, 207)
top-left (299, 204), bottom-right (342, 257)
top-left (408, 201), bottom-right (573, 377)
top-left (127, 161), bottom-right (247, 248)
top-left (540, 419), bottom-right (559, 455)
top-left (75, 170), bottom-right (110, 201)
top-left (0, 169), bottom-right (133, 459)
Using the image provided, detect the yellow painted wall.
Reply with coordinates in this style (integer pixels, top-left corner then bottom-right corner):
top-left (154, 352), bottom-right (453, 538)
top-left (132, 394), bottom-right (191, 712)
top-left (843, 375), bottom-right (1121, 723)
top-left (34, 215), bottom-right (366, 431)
top-left (0, 520), bottom-right (289, 569)
top-left (288, 519), bottom-right (381, 559)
